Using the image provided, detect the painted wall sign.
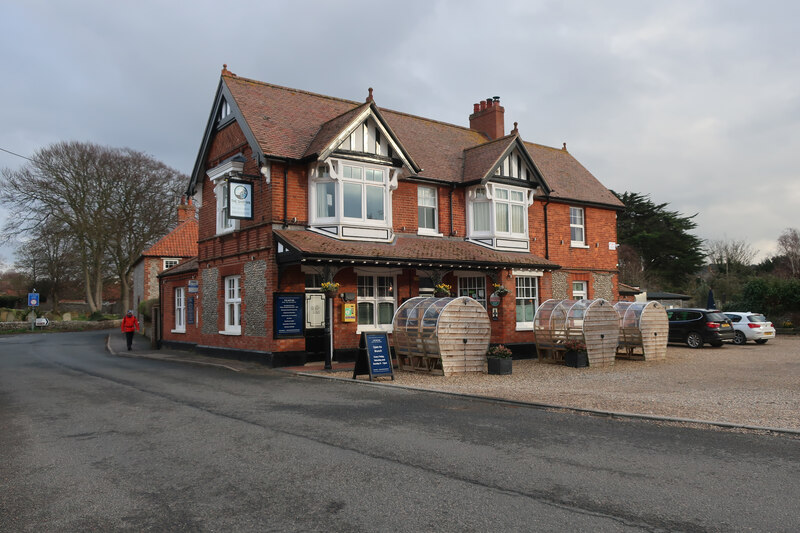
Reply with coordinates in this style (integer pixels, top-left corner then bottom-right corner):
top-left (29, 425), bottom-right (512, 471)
top-left (353, 331), bottom-right (394, 381)
top-left (274, 293), bottom-right (304, 337)
top-left (187, 280), bottom-right (199, 293)
top-left (227, 179), bottom-right (253, 220)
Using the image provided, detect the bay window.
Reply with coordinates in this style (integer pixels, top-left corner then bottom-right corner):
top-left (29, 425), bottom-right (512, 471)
top-left (467, 184), bottom-right (531, 250)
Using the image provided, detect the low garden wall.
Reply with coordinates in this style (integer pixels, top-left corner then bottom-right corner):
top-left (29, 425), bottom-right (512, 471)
top-left (0, 319), bottom-right (123, 333)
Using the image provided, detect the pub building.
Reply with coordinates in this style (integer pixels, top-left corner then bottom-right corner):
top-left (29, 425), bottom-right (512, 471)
top-left (158, 65), bottom-right (623, 366)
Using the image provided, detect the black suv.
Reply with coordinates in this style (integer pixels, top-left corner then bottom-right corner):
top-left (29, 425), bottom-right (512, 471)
top-left (666, 308), bottom-right (735, 348)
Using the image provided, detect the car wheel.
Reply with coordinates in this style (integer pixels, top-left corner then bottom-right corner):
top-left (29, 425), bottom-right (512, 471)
top-left (733, 331), bottom-right (747, 345)
top-left (755, 339), bottom-right (768, 345)
top-left (686, 332), bottom-right (703, 349)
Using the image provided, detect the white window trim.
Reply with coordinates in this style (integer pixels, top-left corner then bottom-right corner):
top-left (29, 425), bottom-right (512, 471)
top-left (308, 158), bottom-right (397, 240)
top-left (467, 183), bottom-right (532, 243)
top-left (355, 273), bottom-right (397, 334)
top-left (515, 276), bottom-right (539, 331)
top-left (221, 275), bottom-right (242, 335)
top-left (417, 185), bottom-right (442, 236)
top-left (172, 287), bottom-right (186, 333)
top-left (570, 206), bottom-right (587, 247)
top-left (456, 273), bottom-right (487, 309)
top-left (572, 280), bottom-right (588, 300)
top-left (163, 258), bottom-right (180, 270)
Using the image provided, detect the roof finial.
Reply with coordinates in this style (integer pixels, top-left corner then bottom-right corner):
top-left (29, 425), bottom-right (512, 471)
top-left (562, 142), bottom-right (567, 151)
top-left (366, 87), bottom-right (374, 103)
top-left (222, 64), bottom-right (236, 77)
top-left (512, 122), bottom-right (519, 135)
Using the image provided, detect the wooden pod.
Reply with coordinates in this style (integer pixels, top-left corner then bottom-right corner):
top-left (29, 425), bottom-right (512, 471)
top-left (393, 297), bottom-right (491, 376)
top-left (613, 301), bottom-right (669, 360)
top-left (534, 299), bottom-right (621, 367)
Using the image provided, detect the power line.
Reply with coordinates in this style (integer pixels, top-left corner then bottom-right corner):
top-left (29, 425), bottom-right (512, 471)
top-left (0, 147), bottom-right (34, 162)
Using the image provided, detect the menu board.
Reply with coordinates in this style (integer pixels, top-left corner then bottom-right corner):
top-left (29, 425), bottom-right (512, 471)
top-left (274, 293), bottom-right (304, 337)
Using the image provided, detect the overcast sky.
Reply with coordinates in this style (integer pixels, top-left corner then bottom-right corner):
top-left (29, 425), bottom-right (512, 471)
top-left (2, 0), bottom-right (798, 267)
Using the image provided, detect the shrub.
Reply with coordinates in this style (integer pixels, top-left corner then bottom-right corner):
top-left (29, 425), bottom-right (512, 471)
top-left (487, 344), bottom-right (512, 359)
top-left (564, 338), bottom-right (587, 352)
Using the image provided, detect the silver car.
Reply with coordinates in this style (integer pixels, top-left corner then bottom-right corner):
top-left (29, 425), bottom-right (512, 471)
top-left (723, 312), bottom-right (776, 345)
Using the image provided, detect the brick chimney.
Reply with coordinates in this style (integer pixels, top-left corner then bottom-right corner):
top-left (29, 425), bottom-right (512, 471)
top-left (177, 196), bottom-right (196, 223)
top-left (469, 96), bottom-right (505, 140)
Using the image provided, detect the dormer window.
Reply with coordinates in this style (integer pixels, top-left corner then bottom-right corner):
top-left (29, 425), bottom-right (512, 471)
top-left (494, 147), bottom-right (533, 181)
top-left (467, 183), bottom-right (532, 251)
top-left (309, 158), bottom-right (395, 242)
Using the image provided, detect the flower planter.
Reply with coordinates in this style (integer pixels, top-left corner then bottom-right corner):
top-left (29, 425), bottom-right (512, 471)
top-left (487, 357), bottom-right (512, 375)
top-left (564, 350), bottom-right (588, 368)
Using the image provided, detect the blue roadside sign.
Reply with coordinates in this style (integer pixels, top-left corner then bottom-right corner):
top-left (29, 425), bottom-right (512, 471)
top-left (28, 293), bottom-right (39, 307)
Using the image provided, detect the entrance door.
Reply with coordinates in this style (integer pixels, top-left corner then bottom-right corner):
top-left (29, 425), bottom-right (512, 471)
top-left (305, 293), bottom-right (326, 361)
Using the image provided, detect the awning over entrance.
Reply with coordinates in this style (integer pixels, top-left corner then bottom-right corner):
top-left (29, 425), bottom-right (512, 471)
top-left (274, 228), bottom-right (559, 271)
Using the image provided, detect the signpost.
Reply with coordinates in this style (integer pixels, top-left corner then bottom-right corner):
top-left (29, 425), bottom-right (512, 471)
top-left (353, 331), bottom-right (394, 381)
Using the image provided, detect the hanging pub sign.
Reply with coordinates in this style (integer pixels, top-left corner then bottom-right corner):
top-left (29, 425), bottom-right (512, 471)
top-left (353, 331), bottom-right (394, 381)
top-left (227, 179), bottom-right (253, 220)
top-left (274, 293), bottom-right (304, 338)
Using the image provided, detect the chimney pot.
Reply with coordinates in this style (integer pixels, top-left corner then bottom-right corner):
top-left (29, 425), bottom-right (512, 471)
top-left (480, 101), bottom-right (486, 111)
top-left (473, 103), bottom-right (480, 113)
top-left (486, 98), bottom-right (493, 108)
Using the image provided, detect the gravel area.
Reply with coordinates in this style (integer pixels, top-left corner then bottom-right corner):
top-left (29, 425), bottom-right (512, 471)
top-left (378, 334), bottom-right (800, 431)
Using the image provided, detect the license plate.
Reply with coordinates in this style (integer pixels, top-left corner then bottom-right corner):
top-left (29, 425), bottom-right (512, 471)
top-left (721, 323), bottom-right (730, 328)
top-left (764, 331), bottom-right (773, 335)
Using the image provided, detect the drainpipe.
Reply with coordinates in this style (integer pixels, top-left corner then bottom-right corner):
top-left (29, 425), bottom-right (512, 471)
top-left (449, 183), bottom-right (455, 236)
top-left (283, 165), bottom-right (288, 228)
top-left (543, 196), bottom-right (551, 260)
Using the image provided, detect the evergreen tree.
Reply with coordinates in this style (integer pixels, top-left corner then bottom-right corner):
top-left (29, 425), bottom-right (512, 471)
top-left (613, 191), bottom-right (706, 291)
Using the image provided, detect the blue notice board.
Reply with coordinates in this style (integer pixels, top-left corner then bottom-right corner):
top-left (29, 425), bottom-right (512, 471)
top-left (354, 331), bottom-right (394, 380)
top-left (274, 293), bottom-right (304, 337)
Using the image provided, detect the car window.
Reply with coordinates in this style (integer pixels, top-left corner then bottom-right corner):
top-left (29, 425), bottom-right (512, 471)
top-left (725, 314), bottom-right (741, 322)
top-left (668, 310), bottom-right (687, 321)
top-left (706, 312), bottom-right (727, 322)
top-left (748, 314), bottom-right (768, 323)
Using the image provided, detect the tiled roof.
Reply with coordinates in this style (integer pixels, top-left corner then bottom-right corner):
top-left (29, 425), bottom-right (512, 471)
top-left (273, 228), bottom-right (558, 270)
top-left (462, 135), bottom-right (516, 184)
top-left (302, 103), bottom-right (370, 158)
top-left (159, 257), bottom-right (198, 277)
top-left (143, 218), bottom-right (198, 258)
top-left (525, 143), bottom-right (623, 207)
top-left (222, 72), bottom-right (622, 208)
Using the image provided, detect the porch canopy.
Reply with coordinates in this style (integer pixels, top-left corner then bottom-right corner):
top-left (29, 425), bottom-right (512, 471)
top-left (273, 228), bottom-right (558, 271)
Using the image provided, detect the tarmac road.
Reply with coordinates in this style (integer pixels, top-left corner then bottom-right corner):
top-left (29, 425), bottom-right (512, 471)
top-left (1, 329), bottom-right (799, 531)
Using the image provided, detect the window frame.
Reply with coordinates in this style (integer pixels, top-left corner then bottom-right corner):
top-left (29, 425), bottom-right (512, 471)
top-left (467, 183), bottom-right (530, 243)
top-left (222, 275), bottom-right (241, 335)
top-left (570, 206), bottom-right (587, 247)
top-left (214, 180), bottom-right (238, 235)
top-left (173, 287), bottom-right (186, 333)
top-left (458, 275), bottom-right (487, 309)
top-left (417, 185), bottom-right (439, 235)
top-left (356, 274), bottom-right (396, 333)
top-left (163, 258), bottom-right (180, 270)
top-left (572, 280), bottom-right (588, 300)
top-left (515, 276), bottom-right (539, 330)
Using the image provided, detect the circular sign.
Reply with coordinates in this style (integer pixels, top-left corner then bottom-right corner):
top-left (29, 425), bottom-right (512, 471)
top-left (233, 185), bottom-right (248, 200)
top-left (489, 293), bottom-right (501, 307)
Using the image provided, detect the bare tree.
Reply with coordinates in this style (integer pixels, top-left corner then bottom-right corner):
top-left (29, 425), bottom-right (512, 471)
top-left (14, 219), bottom-right (81, 314)
top-left (104, 150), bottom-right (186, 311)
top-left (1, 141), bottom-right (186, 312)
top-left (706, 238), bottom-right (758, 275)
top-left (777, 228), bottom-right (800, 277)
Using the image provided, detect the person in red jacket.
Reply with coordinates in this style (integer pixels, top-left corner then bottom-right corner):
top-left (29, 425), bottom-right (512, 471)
top-left (121, 310), bottom-right (140, 351)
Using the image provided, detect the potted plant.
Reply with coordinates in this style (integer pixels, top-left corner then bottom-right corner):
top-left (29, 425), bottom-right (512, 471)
top-left (486, 344), bottom-right (513, 375)
top-left (564, 338), bottom-right (588, 368)
top-left (320, 281), bottom-right (340, 297)
top-left (491, 282), bottom-right (509, 297)
top-left (434, 283), bottom-right (452, 297)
